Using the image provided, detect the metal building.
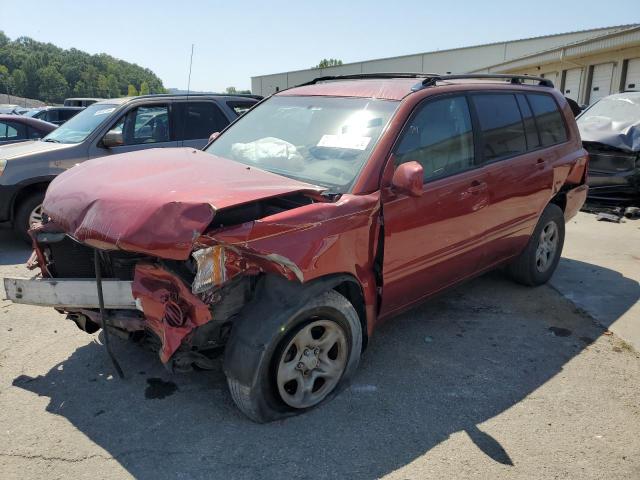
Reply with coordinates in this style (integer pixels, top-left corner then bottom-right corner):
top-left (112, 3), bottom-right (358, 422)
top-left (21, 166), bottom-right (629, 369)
top-left (251, 24), bottom-right (640, 105)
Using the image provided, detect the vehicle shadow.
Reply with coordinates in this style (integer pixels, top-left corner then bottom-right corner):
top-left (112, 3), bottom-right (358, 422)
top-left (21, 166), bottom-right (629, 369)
top-left (0, 229), bottom-right (31, 267)
top-left (10, 270), bottom-right (635, 480)
top-left (551, 257), bottom-right (640, 331)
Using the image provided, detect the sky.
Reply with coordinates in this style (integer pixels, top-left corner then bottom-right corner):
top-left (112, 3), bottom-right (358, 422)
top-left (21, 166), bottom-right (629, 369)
top-left (1, 0), bottom-right (638, 92)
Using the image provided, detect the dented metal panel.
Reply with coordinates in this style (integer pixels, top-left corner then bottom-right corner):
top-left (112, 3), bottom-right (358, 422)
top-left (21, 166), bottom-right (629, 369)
top-left (42, 148), bottom-right (325, 260)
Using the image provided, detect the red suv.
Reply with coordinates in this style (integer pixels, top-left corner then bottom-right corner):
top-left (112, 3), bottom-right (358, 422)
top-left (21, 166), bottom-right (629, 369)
top-left (4, 73), bottom-right (588, 422)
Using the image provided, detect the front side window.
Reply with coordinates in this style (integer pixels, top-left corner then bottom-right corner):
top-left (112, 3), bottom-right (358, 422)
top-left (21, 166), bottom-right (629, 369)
top-left (472, 93), bottom-right (527, 162)
top-left (110, 105), bottom-right (171, 145)
top-left (527, 93), bottom-right (567, 146)
top-left (205, 96), bottom-right (398, 193)
top-left (395, 96), bottom-right (474, 182)
top-left (43, 103), bottom-right (118, 144)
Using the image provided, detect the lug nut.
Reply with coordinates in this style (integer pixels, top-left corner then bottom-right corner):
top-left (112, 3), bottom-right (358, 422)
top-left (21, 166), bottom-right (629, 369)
top-left (314, 347), bottom-right (320, 355)
top-left (297, 362), bottom-right (304, 369)
top-left (304, 349), bottom-right (310, 356)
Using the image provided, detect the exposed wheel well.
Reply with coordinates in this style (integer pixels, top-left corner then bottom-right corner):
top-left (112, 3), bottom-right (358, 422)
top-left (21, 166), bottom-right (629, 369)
top-left (12, 182), bottom-right (49, 221)
top-left (550, 191), bottom-right (567, 213)
top-left (333, 279), bottom-right (368, 351)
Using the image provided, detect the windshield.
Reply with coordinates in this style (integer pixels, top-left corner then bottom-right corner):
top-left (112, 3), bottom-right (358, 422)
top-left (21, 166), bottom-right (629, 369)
top-left (205, 96), bottom-right (399, 192)
top-left (578, 93), bottom-right (640, 125)
top-left (42, 103), bottom-right (118, 144)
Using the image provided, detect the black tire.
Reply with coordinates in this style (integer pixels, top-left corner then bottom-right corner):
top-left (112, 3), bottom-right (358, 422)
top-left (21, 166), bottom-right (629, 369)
top-left (507, 203), bottom-right (565, 286)
top-left (226, 289), bottom-right (362, 423)
top-left (14, 192), bottom-right (45, 244)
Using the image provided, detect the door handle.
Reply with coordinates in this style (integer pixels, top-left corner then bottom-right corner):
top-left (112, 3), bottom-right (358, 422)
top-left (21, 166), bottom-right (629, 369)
top-left (467, 180), bottom-right (488, 194)
top-left (536, 158), bottom-right (547, 170)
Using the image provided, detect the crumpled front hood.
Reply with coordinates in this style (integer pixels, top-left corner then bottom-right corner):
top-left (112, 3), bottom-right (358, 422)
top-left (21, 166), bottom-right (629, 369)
top-left (43, 148), bottom-right (324, 259)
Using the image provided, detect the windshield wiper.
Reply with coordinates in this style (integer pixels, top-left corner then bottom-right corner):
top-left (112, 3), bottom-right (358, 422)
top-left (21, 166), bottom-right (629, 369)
top-left (42, 138), bottom-right (61, 143)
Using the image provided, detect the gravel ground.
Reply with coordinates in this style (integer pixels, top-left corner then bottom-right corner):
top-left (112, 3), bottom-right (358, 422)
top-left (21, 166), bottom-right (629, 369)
top-left (0, 217), bottom-right (639, 480)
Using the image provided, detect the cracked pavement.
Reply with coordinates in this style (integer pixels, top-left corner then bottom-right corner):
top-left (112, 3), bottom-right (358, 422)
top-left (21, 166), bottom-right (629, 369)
top-left (1, 213), bottom-right (639, 479)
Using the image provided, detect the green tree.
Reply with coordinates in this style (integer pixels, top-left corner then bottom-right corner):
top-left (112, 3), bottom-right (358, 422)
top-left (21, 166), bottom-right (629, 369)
top-left (0, 64), bottom-right (10, 94)
top-left (314, 58), bottom-right (343, 69)
top-left (10, 68), bottom-right (27, 96)
top-left (127, 84), bottom-right (138, 96)
top-left (37, 65), bottom-right (68, 102)
top-left (139, 81), bottom-right (150, 95)
top-left (225, 86), bottom-right (237, 94)
top-left (106, 74), bottom-right (120, 98)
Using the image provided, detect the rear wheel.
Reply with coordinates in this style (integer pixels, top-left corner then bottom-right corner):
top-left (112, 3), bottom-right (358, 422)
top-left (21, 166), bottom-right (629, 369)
top-left (14, 192), bottom-right (45, 244)
top-left (226, 290), bottom-right (362, 422)
top-left (507, 203), bottom-right (565, 286)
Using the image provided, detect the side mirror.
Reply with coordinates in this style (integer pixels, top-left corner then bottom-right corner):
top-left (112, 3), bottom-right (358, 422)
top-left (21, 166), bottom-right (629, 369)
top-left (102, 129), bottom-right (124, 148)
top-left (209, 131), bottom-right (220, 143)
top-left (391, 161), bottom-right (423, 197)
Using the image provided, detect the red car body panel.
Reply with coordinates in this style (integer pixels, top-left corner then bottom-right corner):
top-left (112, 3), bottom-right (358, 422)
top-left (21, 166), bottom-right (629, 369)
top-left (43, 148), bottom-right (325, 260)
top-left (32, 79), bottom-right (588, 364)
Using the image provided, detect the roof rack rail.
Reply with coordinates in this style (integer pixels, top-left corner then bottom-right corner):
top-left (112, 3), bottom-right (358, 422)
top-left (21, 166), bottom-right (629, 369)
top-left (413, 74), bottom-right (554, 90)
top-left (298, 72), bottom-right (442, 87)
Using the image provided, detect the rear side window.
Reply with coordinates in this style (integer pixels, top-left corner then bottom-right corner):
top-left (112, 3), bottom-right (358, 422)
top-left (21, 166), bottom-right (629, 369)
top-left (527, 94), bottom-right (567, 146)
top-left (395, 95), bottom-right (474, 182)
top-left (59, 109), bottom-right (80, 121)
top-left (0, 121), bottom-right (26, 141)
top-left (471, 94), bottom-right (527, 162)
top-left (516, 94), bottom-right (541, 149)
top-left (182, 102), bottom-right (229, 140)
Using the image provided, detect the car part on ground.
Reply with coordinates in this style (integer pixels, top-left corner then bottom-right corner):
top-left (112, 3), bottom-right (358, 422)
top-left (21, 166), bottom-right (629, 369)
top-left (2, 73), bottom-right (588, 421)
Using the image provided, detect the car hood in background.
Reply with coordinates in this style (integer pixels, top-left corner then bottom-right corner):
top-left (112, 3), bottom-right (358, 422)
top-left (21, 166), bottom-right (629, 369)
top-left (0, 140), bottom-right (75, 160)
top-left (43, 148), bottom-right (325, 260)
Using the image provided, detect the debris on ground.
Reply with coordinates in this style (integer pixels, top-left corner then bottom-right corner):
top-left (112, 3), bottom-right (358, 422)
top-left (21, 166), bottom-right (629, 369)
top-left (596, 212), bottom-right (624, 223)
top-left (625, 207), bottom-right (640, 219)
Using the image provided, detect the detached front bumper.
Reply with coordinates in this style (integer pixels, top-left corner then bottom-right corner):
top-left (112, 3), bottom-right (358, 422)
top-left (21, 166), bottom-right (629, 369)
top-left (2, 277), bottom-right (137, 309)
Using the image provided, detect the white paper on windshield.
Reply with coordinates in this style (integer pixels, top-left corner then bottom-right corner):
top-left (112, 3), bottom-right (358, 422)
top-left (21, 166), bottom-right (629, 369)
top-left (317, 134), bottom-right (371, 150)
top-left (94, 108), bottom-right (115, 116)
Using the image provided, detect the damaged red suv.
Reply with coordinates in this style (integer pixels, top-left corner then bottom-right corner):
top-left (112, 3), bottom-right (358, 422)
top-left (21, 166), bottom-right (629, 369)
top-left (4, 73), bottom-right (588, 422)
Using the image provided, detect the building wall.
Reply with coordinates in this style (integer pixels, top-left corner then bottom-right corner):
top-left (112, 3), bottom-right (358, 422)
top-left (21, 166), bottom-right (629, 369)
top-left (251, 26), bottom-right (634, 96)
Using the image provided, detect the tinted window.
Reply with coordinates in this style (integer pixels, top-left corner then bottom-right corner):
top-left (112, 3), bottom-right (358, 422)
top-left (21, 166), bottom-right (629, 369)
top-left (395, 96), bottom-right (474, 182)
top-left (59, 109), bottom-right (80, 121)
top-left (27, 126), bottom-right (44, 139)
top-left (110, 105), bottom-right (171, 145)
top-left (527, 94), bottom-right (567, 146)
top-left (183, 102), bottom-right (228, 140)
top-left (516, 94), bottom-right (541, 149)
top-left (472, 94), bottom-right (526, 162)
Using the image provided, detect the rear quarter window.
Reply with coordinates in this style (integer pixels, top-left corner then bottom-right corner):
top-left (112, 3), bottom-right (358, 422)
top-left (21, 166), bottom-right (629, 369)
top-left (471, 93), bottom-right (527, 162)
top-left (527, 93), bottom-right (568, 146)
top-left (227, 101), bottom-right (256, 116)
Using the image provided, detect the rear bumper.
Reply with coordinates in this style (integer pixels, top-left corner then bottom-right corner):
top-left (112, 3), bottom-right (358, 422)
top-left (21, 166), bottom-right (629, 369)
top-left (564, 184), bottom-right (588, 222)
top-left (2, 277), bottom-right (137, 309)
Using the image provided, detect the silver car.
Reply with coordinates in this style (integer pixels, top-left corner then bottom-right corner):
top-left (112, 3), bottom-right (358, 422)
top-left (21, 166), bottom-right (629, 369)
top-left (0, 93), bottom-right (260, 240)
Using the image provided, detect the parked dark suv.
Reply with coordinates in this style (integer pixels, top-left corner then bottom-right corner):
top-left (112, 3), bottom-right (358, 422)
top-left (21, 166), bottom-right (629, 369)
top-left (29, 106), bottom-right (85, 126)
top-left (3, 74), bottom-right (588, 422)
top-left (0, 93), bottom-right (260, 239)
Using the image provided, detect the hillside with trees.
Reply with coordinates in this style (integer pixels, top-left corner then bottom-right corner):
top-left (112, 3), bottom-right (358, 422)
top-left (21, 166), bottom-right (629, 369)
top-left (0, 31), bottom-right (166, 104)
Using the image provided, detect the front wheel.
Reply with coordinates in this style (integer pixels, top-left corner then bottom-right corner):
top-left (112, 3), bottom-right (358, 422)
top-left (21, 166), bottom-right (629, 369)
top-left (226, 289), bottom-right (362, 422)
top-left (14, 192), bottom-right (45, 244)
top-left (506, 203), bottom-right (565, 286)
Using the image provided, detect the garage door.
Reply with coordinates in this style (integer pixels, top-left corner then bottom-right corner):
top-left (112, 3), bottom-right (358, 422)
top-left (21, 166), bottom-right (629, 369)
top-left (562, 68), bottom-right (582, 102)
top-left (623, 58), bottom-right (640, 90)
top-left (589, 63), bottom-right (614, 103)
top-left (541, 71), bottom-right (559, 89)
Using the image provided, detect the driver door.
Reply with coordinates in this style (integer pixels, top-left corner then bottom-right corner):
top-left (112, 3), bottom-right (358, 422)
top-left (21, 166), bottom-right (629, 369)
top-left (380, 94), bottom-right (493, 316)
top-left (91, 103), bottom-right (178, 158)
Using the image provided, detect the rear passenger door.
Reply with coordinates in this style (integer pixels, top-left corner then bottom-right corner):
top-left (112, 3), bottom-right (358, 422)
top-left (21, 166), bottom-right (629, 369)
top-left (380, 94), bottom-right (492, 316)
top-left (472, 92), bottom-right (560, 266)
top-left (175, 101), bottom-right (230, 149)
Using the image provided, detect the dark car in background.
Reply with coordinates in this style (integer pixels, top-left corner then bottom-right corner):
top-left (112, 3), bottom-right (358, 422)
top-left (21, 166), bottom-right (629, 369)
top-left (0, 93), bottom-right (261, 239)
top-left (577, 91), bottom-right (640, 205)
top-left (63, 97), bottom-right (103, 107)
top-left (0, 114), bottom-right (57, 146)
top-left (28, 106), bottom-right (85, 126)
